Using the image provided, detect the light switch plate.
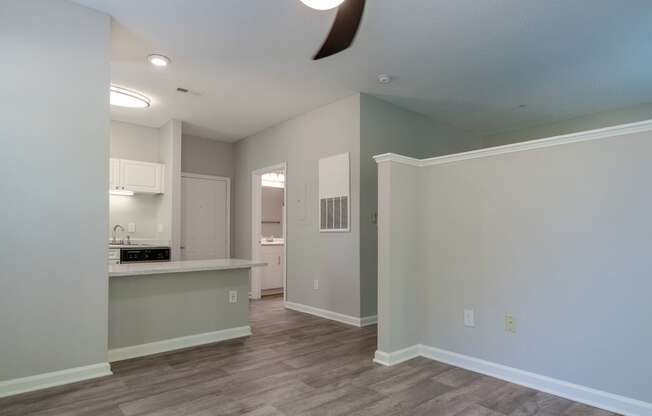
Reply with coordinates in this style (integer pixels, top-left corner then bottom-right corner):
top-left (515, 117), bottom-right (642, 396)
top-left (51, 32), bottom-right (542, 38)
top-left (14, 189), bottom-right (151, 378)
top-left (157, 224), bottom-right (164, 233)
top-left (313, 280), bottom-right (319, 290)
top-left (229, 290), bottom-right (238, 304)
top-left (464, 309), bottom-right (475, 327)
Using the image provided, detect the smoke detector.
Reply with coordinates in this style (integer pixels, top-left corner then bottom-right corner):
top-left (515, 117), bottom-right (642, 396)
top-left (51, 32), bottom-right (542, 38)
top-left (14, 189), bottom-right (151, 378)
top-left (377, 74), bottom-right (393, 84)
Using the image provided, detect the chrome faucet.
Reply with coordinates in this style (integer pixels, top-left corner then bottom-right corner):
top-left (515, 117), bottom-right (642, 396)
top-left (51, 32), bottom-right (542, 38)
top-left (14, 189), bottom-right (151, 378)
top-left (112, 224), bottom-right (125, 244)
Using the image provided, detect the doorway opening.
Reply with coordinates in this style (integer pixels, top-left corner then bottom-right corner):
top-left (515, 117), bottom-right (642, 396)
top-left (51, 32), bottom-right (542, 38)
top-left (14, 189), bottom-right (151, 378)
top-left (251, 163), bottom-right (287, 301)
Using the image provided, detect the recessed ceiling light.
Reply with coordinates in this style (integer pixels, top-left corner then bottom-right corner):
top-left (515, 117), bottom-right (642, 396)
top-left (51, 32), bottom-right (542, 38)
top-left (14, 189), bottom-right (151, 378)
top-left (377, 74), bottom-right (393, 84)
top-left (110, 85), bottom-right (151, 109)
top-left (147, 54), bottom-right (170, 67)
top-left (300, 0), bottom-right (345, 10)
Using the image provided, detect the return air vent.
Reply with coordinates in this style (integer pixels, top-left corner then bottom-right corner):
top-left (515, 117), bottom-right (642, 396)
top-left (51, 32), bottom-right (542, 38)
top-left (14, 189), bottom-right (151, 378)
top-left (320, 196), bottom-right (348, 231)
top-left (319, 152), bottom-right (350, 233)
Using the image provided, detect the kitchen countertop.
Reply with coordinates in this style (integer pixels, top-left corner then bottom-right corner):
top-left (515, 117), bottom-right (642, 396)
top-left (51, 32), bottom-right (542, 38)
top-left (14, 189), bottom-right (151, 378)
top-left (108, 244), bottom-right (170, 249)
top-left (109, 258), bottom-right (267, 277)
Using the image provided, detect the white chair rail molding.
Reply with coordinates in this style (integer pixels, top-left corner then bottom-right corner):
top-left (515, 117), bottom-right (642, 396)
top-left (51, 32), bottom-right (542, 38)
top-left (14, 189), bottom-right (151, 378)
top-left (374, 120), bottom-right (652, 416)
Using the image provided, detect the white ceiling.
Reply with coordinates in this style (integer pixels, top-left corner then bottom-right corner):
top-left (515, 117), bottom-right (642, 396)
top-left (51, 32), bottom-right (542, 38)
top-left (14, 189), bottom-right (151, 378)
top-left (74, 0), bottom-right (652, 142)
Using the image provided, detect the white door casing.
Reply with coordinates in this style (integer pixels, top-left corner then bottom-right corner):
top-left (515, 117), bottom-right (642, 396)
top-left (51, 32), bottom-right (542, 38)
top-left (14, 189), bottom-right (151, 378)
top-left (181, 173), bottom-right (230, 260)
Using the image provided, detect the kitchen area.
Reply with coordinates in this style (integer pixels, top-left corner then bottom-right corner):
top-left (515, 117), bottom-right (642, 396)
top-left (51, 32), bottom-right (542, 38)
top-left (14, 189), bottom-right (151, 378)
top-left (106, 119), bottom-right (264, 361)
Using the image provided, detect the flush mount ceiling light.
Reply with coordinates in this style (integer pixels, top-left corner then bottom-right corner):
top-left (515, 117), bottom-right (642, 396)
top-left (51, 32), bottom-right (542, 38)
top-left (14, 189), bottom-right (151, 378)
top-left (147, 54), bottom-right (170, 67)
top-left (110, 85), bottom-right (151, 108)
top-left (300, 0), bottom-right (345, 10)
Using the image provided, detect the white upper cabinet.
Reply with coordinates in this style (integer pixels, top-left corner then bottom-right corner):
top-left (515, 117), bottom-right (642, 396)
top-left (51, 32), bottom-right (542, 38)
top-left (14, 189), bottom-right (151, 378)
top-left (110, 158), bottom-right (165, 194)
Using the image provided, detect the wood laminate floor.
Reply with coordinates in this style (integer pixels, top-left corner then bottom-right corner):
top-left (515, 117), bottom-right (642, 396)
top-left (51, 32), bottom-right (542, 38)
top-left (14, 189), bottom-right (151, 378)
top-left (0, 296), bottom-right (618, 416)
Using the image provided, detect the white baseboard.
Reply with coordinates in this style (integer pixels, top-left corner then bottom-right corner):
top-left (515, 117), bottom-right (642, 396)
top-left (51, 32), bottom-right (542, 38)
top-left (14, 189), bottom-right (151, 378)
top-left (0, 363), bottom-right (112, 398)
top-left (108, 326), bottom-right (252, 362)
top-left (284, 301), bottom-right (375, 327)
top-left (373, 345), bottom-right (420, 366)
top-left (360, 315), bottom-right (378, 327)
top-left (375, 344), bottom-right (652, 416)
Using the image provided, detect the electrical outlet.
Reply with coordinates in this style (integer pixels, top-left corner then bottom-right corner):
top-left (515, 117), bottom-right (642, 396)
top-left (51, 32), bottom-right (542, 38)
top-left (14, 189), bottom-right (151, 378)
top-left (229, 290), bottom-right (238, 304)
top-left (313, 279), bottom-right (319, 290)
top-left (128, 223), bottom-right (136, 233)
top-left (464, 309), bottom-right (475, 327)
top-left (505, 314), bottom-right (516, 333)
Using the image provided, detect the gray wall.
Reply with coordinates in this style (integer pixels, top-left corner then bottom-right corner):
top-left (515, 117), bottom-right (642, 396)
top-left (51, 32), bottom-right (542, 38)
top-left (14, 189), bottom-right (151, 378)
top-left (380, 130), bottom-right (652, 403)
top-left (359, 94), bottom-right (482, 317)
top-left (0, 0), bottom-right (110, 381)
top-left (234, 95), bottom-right (361, 317)
top-left (111, 121), bottom-right (161, 162)
top-left (484, 103), bottom-right (652, 147)
top-left (182, 135), bottom-right (234, 178)
top-left (182, 134), bottom-right (235, 254)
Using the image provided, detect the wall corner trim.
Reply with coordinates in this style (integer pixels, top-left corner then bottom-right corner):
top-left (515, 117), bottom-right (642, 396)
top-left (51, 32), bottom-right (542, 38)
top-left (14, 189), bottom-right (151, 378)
top-left (375, 345), bottom-right (652, 416)
top-left (285, 301), bottom-right (374, 327)
top-left (373, 118), bottom-right (652, 167)
top-left (108, 326), bottom-right (252, 362)
top-left (360, 315), bottom-right (378, 327)
top-left (0, 363), bottom-right (112, 398)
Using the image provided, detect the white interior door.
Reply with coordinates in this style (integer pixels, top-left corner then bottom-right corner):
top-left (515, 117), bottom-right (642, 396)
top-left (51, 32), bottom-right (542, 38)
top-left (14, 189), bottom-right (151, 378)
top-left (181, 174), bottom-right (230, 260)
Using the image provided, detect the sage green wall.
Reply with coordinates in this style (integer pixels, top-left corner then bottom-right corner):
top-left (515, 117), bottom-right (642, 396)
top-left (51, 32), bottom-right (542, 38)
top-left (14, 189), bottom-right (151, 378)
top-left (359, 94), bottom-right (482, 317)
top-left (484, 103), bottom-right (652, 147)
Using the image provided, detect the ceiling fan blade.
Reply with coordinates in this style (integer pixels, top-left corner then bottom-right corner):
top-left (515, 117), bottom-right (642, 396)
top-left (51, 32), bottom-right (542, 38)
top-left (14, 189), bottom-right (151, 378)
top-left (313, 0), bottom-right (365, 60)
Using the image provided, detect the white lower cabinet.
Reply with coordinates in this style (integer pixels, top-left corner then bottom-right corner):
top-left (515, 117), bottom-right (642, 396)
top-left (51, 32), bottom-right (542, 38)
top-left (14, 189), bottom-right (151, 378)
top-left (260, 244), bottom-right (283, 290)
top-left (110, 158), bottom-right (165, 194)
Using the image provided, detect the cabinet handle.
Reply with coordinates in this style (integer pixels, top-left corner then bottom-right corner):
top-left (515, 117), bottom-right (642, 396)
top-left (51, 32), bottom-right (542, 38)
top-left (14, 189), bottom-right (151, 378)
top-left (278, 256), bottom-right (281, 265)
